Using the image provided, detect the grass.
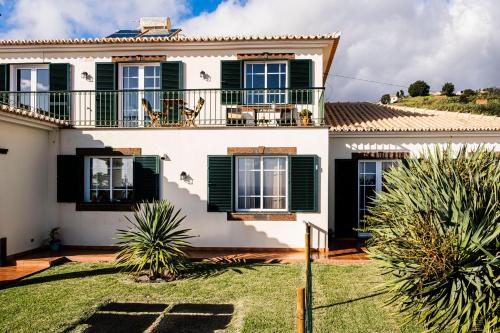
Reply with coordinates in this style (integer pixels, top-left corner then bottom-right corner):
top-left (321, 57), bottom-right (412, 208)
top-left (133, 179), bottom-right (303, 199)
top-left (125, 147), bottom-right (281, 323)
top-left (396, 94), bottom-right (500, 116)
top-left (0, 262), bottom-right (423, 333)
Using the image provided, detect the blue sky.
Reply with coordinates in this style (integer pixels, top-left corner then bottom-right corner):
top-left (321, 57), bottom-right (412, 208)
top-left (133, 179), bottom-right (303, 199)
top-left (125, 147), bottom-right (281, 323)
top-left (0, 0), bottom-right (497, 101)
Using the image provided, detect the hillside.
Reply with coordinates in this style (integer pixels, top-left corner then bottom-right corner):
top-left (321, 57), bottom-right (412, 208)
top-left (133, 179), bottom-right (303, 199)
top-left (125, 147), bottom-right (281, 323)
top-left (395, 92), bottom-right (500, 117)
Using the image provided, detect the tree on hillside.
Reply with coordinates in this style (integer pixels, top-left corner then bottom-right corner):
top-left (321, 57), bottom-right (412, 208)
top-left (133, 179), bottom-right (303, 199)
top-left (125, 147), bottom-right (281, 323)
top-left (408, 80), bottom-right (430, 97)
top-left (441, 82), bottom-right (455, 96)
top-left (380, 94), bottom-right (391, 104)
top-left (399, 90), bottom-right (405, 98)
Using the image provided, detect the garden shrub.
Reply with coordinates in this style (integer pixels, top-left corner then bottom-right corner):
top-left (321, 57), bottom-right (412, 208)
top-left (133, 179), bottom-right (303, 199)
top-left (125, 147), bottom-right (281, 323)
top-left (367, 146), bottom-right (499, 332)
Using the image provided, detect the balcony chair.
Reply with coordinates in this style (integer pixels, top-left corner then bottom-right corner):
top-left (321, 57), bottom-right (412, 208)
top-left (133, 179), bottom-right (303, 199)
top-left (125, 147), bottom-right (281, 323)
top-left (181, 97), bottom-right (205, 127)
top-left (141, 98), bottom-right (161, 127)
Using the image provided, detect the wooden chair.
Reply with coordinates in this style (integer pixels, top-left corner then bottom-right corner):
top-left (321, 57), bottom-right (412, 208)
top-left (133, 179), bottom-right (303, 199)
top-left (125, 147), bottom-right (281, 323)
top-left (141, 98), bottom-right (161, 127)
top-left (181, 97), bottom-right (205, 127)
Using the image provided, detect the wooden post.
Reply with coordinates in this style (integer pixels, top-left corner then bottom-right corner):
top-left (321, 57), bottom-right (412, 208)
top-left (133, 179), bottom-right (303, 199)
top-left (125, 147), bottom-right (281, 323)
top-left (297, 287), bottom-right (305, 333)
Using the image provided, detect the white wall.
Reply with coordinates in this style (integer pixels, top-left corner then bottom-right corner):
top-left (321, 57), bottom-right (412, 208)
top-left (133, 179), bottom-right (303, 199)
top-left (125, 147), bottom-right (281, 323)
top-left (0, 121), bottom-right (58, 255)
top-left (328, 133), bottom-right (500, 235)
top-left (58, 127), bottom-right (329, 250)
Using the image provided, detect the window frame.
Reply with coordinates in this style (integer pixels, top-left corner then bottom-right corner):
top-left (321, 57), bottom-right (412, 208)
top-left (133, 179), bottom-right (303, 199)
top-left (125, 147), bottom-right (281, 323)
top-left (235, 155), bottom-right (289, 212)
top-left (84, 155), bottom-right (134, 203)
top-left (117, 63), bottom-right (161, 126)
top-left (357, 159), bottom-right (399, 237)
top-left (243, 61), bottom-right (287, 104)
top-left (10, 64), bottom-right (50, 112)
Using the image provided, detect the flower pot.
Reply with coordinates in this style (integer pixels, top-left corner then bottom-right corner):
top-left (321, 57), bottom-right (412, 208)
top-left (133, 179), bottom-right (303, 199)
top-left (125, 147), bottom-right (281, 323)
top-left (49, 240), bottom-right (61, 252)
top-left (300, 116), bottom-right (311, 126)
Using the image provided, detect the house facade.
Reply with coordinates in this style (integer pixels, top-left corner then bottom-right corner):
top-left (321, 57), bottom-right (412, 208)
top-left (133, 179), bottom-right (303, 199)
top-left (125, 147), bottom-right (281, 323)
top-left (1, 20), bottom-right (499, 258)
top-left (0, 20), bottom-right (339, 256)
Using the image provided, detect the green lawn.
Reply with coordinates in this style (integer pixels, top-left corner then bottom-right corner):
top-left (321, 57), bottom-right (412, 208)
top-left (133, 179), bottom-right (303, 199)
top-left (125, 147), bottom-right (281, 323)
top-left (0, 262), bottom-right (423, 333)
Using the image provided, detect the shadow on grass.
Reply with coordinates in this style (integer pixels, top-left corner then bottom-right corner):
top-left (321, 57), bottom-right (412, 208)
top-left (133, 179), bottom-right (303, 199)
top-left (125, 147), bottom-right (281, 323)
top-left (313, 291), bottom-right (387, 310)
top-left (183, 257), bottom-right (272, 279)
top-left (0, 266), bottom-right (121, 290)
top-left (78, 302), bottom-right (233, 333)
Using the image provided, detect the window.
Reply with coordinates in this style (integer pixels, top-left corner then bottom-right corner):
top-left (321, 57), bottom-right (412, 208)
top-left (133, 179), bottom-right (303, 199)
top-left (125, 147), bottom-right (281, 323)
top-left (236, 156), bottom-right (288, 211)
top-left (12, 65), bottom-right (49, 112)
top-left (119, 64), bottom-right (161, 126)
top-left (244, 62), bottom-right (287, 104)
top-left (358, 160), bottom-right (398, 236)
top-left (85, 157), bottom-right (134, 203)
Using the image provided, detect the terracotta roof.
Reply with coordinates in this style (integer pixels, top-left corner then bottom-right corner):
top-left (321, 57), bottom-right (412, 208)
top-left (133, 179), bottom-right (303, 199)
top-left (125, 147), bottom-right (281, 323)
top-left (0, 32), bottom-right (340, 46)
top-left (325, 102), bottom-right (500, 133)
top-left (0, 104), bottom-right (68, 126)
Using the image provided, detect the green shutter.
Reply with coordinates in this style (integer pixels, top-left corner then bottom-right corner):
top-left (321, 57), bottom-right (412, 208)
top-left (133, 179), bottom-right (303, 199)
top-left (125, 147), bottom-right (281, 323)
top-left (57, 155), bottom-right (84, 202)
top-left (221, 60), bottom-right (243, 104)
top-left (49, 63), bottom-right (71, 120)
top-left (207, 155), bottom-right (233, 212)
top-left (289, 155), bottom-right (319, 212)
top-left (95, 62), bottom-right (117, 126)
top-left (160, 61), bottom-right (184, 123)
top-left (288, 59), bottom-right (313, 104)
top-left (0, 64), bottom-right (9, 104)
top-left (133, 155), bottom-right (160, 202)
top-left (334, 159), bottom-right (358, 237)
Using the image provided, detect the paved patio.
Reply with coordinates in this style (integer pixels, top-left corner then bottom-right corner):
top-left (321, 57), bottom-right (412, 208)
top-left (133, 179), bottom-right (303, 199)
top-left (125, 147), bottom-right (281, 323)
top-left (0, 242), bottom-right (368, 286)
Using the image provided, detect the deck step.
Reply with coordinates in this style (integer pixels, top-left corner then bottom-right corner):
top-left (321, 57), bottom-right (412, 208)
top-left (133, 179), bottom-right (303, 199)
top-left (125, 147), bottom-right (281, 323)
top-left (15, 256), bottom-right (67, 268)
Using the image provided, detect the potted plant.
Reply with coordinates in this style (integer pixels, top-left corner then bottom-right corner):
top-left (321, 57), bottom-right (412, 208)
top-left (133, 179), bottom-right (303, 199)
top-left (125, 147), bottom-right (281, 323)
top-left (48, 227), bottom-right (61, 252)
top-left (299, 109), bottom-right (312, 126)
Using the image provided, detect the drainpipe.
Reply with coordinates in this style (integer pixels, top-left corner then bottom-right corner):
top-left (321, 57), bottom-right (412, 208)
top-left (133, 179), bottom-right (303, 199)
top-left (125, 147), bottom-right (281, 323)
top-left (0, 237), bottom-right (6, 266)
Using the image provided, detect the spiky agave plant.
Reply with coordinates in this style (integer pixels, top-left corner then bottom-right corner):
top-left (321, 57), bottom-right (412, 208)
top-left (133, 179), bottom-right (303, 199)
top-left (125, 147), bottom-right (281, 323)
top-left (116, 200), bottom-right (194, 279)
top-left (366, 145), bottom-right (499, 332)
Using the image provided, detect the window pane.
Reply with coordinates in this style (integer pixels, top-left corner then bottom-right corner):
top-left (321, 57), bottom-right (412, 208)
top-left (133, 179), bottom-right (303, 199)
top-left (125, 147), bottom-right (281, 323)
top-left (36, 69), bottom-right (49, 91)
top-left (112, 190), bottom-right (132, 202)
top-left (264, 197), bottom-right (285, 209)
top-left (17, 69), bottom-right (31, 91)
top-left (246, 171), bottom-right (260, 196)
top-left (360, 174), bottom-right (376, 186)
top-left (267, 63), bottom-right (280, 73)
top-left (362, 161), bottom-right (376, 174)
top-left (91, 190), bottom-right (110, 203)
top-left (263, 171), bottom-right (286, 196)
top-left (91, 158), bottom-right (110, 189)
top-left (245, 197), bottom-right (260, 209)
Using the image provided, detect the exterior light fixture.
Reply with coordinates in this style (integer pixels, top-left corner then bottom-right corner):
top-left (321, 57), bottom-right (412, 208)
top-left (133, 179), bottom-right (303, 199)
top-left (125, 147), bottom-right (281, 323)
top-left (180, 171), bottom-right (188, 181)
top-left (180, 171), bottom-right (193, 184)
top-left (199, 71), bottom-right (210, 81)
top-left (81, 71), bottom-right (92, 81)
top-left (160, 154), bottom-right (170, 161)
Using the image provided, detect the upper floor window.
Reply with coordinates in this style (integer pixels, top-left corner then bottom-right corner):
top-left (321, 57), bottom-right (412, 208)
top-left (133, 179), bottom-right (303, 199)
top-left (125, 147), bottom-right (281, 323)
top-left (84, 156), bottom-right (134, 203)
top-left (244, 62), bottom-right (287, 104)
top-left (12, 64), bottom-right (49, 112)
top-left (236, 156), bottom-right (288, 211)
top-left (119, 64), bottom-right (161, 126)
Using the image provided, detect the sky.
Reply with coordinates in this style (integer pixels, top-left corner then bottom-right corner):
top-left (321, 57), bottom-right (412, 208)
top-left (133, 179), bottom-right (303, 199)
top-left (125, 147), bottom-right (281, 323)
top-left (0, 0), bottom-right (498, 102)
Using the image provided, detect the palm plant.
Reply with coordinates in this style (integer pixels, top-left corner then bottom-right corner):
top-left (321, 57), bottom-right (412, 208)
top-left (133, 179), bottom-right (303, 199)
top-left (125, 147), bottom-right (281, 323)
top-left (366, 145), bottom-right (499, 332)
top-left (116, 200), bottom-right (194, 279)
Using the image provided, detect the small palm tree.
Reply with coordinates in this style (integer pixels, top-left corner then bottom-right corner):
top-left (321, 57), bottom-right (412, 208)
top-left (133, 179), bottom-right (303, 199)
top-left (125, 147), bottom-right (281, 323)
top-left (116, 200), bottom-right (194, 279)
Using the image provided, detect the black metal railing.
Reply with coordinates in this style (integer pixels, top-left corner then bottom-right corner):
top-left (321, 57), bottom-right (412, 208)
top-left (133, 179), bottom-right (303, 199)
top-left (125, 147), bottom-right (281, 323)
top-left (0, 88), bottom-right (325, 128)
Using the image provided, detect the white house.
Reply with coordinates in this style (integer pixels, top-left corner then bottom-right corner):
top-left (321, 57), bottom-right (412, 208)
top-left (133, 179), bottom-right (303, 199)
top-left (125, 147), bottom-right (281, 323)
top-left (0, 18), bottom-right (499, 258)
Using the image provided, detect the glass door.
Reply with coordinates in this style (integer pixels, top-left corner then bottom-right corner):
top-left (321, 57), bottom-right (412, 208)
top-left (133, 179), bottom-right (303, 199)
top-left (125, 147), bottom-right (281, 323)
top-left (120, 64), bottom-right (160, 126)
top-left (15, 66), bottom-right (49, 113)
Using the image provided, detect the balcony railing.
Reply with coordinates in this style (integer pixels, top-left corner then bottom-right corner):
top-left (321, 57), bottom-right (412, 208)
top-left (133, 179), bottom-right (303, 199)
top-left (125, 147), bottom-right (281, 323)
top-left (0, 88), bottom-right (325, 128)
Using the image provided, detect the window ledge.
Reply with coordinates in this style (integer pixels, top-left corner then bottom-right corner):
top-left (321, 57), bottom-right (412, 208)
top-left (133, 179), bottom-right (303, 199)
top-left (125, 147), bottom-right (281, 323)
top-left (227, 212), bottom-right (296, 221)
top-left (76, 202), bottom-right (135, 211)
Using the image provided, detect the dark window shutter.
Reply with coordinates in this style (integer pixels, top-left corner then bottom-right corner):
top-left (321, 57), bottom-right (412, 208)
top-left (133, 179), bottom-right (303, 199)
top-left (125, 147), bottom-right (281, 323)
top-left (49, 63), bottom-right (71, 120)
top-left (57, 155), bottom-right (84, 202)
top-left (334, 159), bottom-right (358, 238)
top-left (221, 60), bottom-right (243, 104)
top-left (0, 64), bottom-right (9, 104)
top-left (207, 155), bottom-right (233, 212)
top-left (95, 63), bottom-right (117, 126)
top-left (289, 155), bottom-right (319, 212)
top-left (160, 61), bottom-right (184, 122)
top-left (288, 59), bottom-right (313, 104)
top-left (133, 155), bottom-right (160, 202)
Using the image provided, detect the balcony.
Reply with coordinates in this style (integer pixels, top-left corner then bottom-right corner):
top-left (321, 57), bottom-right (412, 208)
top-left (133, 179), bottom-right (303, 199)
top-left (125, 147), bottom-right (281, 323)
top-left (0, 88), bottom-right (325, 128)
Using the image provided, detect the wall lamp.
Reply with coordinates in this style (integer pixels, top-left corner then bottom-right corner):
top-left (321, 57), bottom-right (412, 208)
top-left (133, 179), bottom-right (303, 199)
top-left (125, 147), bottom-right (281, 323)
top-left (81, 71), bottom-right (93, 81)
top-left (199, 70), bottom-right (211, 81)
top-left (180, 171), bottom-right (193, 184)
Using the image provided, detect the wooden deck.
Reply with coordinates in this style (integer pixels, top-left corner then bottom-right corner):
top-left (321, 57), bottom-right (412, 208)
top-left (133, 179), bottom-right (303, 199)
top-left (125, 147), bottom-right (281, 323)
top-left (0, 243), bottom-right (368, 287)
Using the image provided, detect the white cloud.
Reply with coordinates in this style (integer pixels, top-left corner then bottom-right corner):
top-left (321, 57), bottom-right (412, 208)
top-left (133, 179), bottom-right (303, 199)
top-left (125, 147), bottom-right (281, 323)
top-left (1, 0), bottom-right (498, 101)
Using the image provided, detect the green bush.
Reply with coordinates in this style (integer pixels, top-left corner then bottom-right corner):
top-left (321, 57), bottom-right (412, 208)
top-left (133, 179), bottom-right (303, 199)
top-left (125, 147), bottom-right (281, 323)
top-left (380, 94), bottom-right (391, 104)
top-left (441, 82), bottom-right (455, 96)
top-left (408, 80), bottom-right (430, 97)
top-left (366, 146), bottom-right (499, 332)
top-left (116, 200), bottom-right (194, 279)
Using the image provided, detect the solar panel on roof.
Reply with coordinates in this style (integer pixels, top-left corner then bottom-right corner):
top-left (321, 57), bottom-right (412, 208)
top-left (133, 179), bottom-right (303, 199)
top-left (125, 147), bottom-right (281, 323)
top-left (105, 28), bottom-right (180, 38)
top-left (106, 30), bottom-right (141, 38)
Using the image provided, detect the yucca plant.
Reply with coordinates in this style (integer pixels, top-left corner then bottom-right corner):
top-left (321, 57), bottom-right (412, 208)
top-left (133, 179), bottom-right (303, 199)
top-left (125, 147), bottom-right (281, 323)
top-left (116, 200), bottom-right (194, 279)
top-left (366, 145), bottom-right (499, 332)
